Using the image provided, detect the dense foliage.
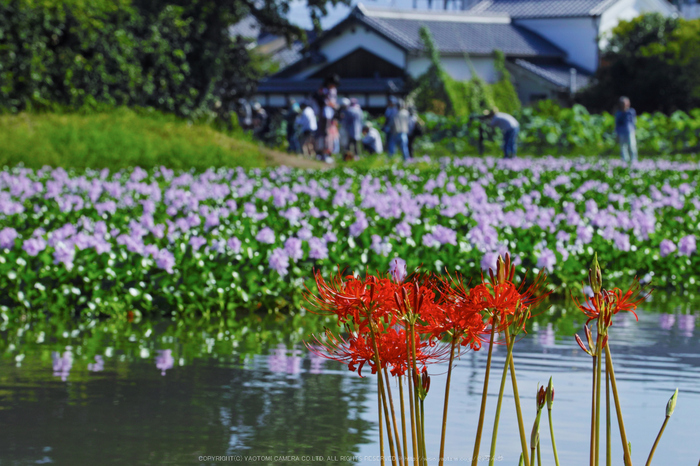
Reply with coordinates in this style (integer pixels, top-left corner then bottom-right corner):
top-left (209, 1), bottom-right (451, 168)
top-left (415, 100), bottom-right (700, 156)
top-left (1, 158), bottom-right (697, 317)
top-left (410, 27), bottom-right (521, 117)
top-left (0, 0), bottom-right (345, 119)
top-left (580, 13), bottom-right (700, 113)
top-left (0, 108), bottom-right (266, 170)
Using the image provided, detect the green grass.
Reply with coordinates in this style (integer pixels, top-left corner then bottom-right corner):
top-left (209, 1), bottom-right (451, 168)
top-left (0, 108), bottom-right (268, 170)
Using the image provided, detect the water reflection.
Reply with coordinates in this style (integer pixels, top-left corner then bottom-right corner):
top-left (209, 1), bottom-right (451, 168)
top-left (0, 302), bottom-right (698, 465)
top-left (51, 350), bottom-right (73, 381)
top-left (155, 349), bottom-right (175, 376)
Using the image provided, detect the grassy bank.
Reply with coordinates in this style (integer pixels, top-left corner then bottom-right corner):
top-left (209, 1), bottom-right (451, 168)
top-left (0, 108), bottom-right (270, 170)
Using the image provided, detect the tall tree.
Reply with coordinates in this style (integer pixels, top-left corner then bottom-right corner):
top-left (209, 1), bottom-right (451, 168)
top-left (580, 13), bottom-right (700, 114)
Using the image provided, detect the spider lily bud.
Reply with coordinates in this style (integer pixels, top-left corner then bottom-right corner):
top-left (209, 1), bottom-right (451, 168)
top-left (497, 254), bottom-right (506, 284)
top-left (666, 388), bottom-right (678, 417)
top-left (589, 253), bottom-right (603, 294)
top-left (518, 454), bottom-right (524, 466)
top-left (537, 385), bottom-right (546, 410)
top-left (415, 368), bottom-right (430, 401)
top-left (546, 377), bottom-right (555, 410)
top-left (585, 324), bottom-right (595, 353)
top-left (575, 334), bottom-right (592, 356)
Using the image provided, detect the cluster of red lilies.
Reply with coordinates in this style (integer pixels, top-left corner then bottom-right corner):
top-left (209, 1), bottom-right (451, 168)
top-left (304, 253), bottom-right (676, 466)
top-left (306, 256), bottom-right (549, 376)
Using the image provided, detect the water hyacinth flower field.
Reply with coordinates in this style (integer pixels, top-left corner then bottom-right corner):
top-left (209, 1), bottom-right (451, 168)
top-left (1, 157), bottom-right (699, 315)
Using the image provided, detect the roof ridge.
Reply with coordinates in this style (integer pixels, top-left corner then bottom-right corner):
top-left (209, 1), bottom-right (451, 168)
top-left (358, 3), bottom-right (511, 23)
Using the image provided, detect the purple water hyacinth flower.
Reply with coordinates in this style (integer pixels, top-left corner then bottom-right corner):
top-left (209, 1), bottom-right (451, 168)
top-left (322, 231), bottom-right (338, 243)
top-left (189, 236), bottom-right (207, 251)
top-left (481, 252), bottom-right (499, 271)
top-left (297, 227), bottom-right (313, 240)
top-left (536, 248), bottom-right (556, 270)
top-left (349, 212), bottom-right (369, 237)
top-left (678, 235), bottom-right (696, 256)
top-left (371, 235), bottom-right (392, 256)
top-left (395, 221), bottom-right (412, 238)
top-left (256, 227), bottom-right (276, 244)
top-left (576, 225), bottom-right (594, 245)
top-left (144, 244), bottom-right (160, 257)
top-left (0, 227), bottom-right (18, 249)
top-left (88, 355), bottom-right (104, 372)
top-left (269, 248), bottom-right (290, 275)
top-left (53, 242), bottom-right (76, 270)
top-left (614, 232), bottom-right (631, 252)
top-left (308, 238), bottom-right (328, 260)
top-left (155, 249), bottom-right (176, 274)
top-left (227, 237), bottom-right (242, 254)
top-left (284, 237), bottom-right (303, 262)
top-left (659, 239), bottom-right (677, 258)
top-left (22, 237), bottom-right (47, 256)
top-left (389, 257), bottom-right (407, 282)
top-left (423, 225), bottom-right (457, 248)
top-left (52, 350), bottom-right (73, 381)
top-left (156, 349), bottom-right (175, 376)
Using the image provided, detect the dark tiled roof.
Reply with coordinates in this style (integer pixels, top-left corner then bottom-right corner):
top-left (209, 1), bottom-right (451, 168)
top-left (270, 42), bottom-right (306, 68)
top-left (256, 78), bottom-right (405, 94)
top-left (356, 12), bottom-right (564, 57)
top-left (468, 0), bottom-right (618, 18)
top-left (512, 59), bottom-right (592, 89)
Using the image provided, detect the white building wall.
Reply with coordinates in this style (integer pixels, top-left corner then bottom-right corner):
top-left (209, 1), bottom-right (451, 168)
top-left (406, 55), bottom-right (498, 82)
top-left (515, 17), bottom-right (598, 72)
top-left (681, 3), bottom-right (700, 19)
top-left (291, 26), bottom-right (406, 79)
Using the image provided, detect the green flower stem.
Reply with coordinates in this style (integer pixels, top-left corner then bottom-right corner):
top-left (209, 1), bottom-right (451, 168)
top-left (537, 441), bottom-right (542, 466)
top-left (645, 416), bottom-right (670, 466)
top-left (605, 345), bottom-right (632, 466)
top-left (384, 367), bottom-right (405, 466)
top-left (606, 365), bottom-right (611, 466)
top-left (595, 335), bottom-right (604, 466)
top-left (548, 407), bottom-right (560, 466)
top-left (369, 323), bottom-right (399, 466)
top-left (420, 399), bottom-right (427, 466)
top-left (398, 376), bottom-right (409, 466)
top-left (472, 318), bottom-right (497, 466)
top-left (406, 323), bottom-right (419, 466)
top-left (439, 335), bottom-right (459, 466)
top-left (590, 353), bottom-right (598, 466)
top-left (379, 377), bottom-right (385, 466)
top-left (488, 330), bottom-right (516, 466)
top-left (506, 330), bottom-right (530, 466)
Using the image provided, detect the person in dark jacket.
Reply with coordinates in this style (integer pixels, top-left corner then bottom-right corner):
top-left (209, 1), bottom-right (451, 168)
top-left (615, 96), bottom-right (637, 164)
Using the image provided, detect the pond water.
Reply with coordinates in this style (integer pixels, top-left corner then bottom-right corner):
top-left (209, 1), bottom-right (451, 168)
top-left (1, 301), bottom-right (698, 465)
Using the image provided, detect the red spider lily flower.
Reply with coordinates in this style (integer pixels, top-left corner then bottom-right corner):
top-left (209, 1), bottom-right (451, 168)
top-left (304, 269), bottom-right (398, 333)
top-left (423, 274), bottom-right (488, 349)
top-left (572, 279), bottom-right (649, 328)
top-left (307, 327), bottom-right (447, 377)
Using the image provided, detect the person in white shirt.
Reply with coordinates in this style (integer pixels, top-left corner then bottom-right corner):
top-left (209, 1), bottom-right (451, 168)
top-left (296, 102), bottom-right (317, 157)
top-left (362, 123), bottom-right (383, 155)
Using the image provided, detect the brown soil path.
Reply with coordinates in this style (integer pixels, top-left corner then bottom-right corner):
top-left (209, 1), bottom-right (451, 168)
top-left (261, 147), bottom-right (335, 169)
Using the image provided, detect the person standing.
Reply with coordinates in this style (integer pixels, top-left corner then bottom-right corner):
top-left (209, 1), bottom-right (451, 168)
top-left (384, 96), bottom-right (398, 146)
top-left (407, 106), bottom-right (424, 159)
top-left (615, 96), bottom-right (638, 164)
top-left (388, 101), bottom-right (411, 160)
top-left (343, 98), bottom-right (364, 157)
top-left (296, 101), bottom-right (317, 157)
top-left (488, 107), bottom-right (519, 159)
top-left (285, 101), bottom-right (301, 153)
